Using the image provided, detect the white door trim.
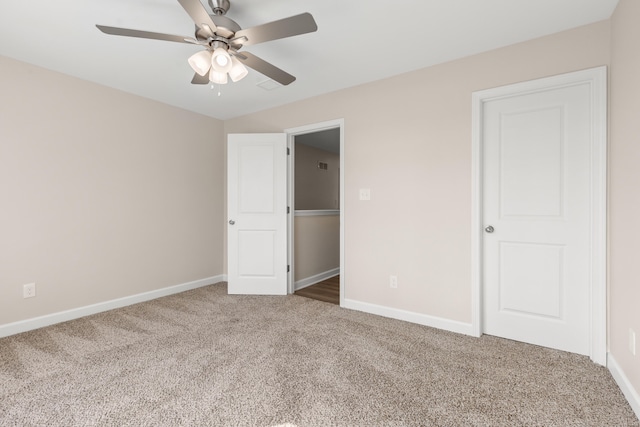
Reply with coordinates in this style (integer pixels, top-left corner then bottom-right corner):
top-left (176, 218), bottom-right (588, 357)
top-left (471, 66), bottom-right (607, 365)
top-left (285, 119), bottom-right (345, 305)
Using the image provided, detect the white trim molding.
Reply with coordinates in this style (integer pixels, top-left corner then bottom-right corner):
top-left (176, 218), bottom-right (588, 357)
top-left (294, 268), bottom-right (340, 291)
top-left (343, 298), bottom-right (474, 337)
top-left (608, 353), bottom-right (640, 420)
top-left (294, 210), bottom-right (340, 217)
top-left (0, 275), bottom-right (224, 339)
top-left (471, 66), bottom-right (608, 365)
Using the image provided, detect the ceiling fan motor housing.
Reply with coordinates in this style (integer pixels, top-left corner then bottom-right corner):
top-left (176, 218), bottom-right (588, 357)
top-left (195, 14), bottom-right (240, 42)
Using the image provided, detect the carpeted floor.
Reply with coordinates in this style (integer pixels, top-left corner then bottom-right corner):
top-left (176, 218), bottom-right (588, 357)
top-left (0, 282), bottom-right (637, 426)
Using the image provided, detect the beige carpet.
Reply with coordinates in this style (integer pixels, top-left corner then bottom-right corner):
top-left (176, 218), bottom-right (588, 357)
top-left (0, 282), bottom-right (637, 426)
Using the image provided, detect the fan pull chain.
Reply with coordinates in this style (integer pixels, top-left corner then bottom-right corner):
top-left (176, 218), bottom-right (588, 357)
top-left (210, 84), bottom-right (222, 97)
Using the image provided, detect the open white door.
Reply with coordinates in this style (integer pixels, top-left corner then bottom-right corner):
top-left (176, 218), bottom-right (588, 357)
top-left (227, 133), bottom-right (288, 295)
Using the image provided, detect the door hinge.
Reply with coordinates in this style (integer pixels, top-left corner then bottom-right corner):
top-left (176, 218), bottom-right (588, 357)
top-left (287, 206), bottom-right (290, 214)
top-left (287, 147), bottom-right (290, 155)
top-left (287, 265), bottom-right (290, 272)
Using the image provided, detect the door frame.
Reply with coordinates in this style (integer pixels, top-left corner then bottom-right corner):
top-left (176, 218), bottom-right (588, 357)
top-left (470, 66), bottom-right (608, 365)
top-left (285, 119), bottom-right (345, 305)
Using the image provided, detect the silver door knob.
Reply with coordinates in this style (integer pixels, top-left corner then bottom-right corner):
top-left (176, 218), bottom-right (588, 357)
top-left (229, 220), bottom-right (235, 225)
top-left (485, 225), bottom-right (494, 233)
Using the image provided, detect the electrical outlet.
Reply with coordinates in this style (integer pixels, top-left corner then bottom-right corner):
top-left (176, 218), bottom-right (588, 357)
top-left (23, 283), bottom-right (36, 299)
top-left (359, 188), bottom-right (371, 201)
top-left (630, 329), bottom-right (636, 356)
top-left (390, 275), bottom-right (398, 289)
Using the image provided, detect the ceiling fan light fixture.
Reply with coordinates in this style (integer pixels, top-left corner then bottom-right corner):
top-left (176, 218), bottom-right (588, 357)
top-left (229, 57), bottom-right (248, 82)
top-left (188, 50), bottom-right (212, 76)
top-left (96, 1), bottom-right (319, 88)
top-left (209, 68), bottom-right (228, 85)
top-left (211, 47), bottom-right (232, 73)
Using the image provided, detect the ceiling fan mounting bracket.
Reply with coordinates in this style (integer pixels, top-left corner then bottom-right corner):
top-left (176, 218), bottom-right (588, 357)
top-left (208, 0), bottom-right (230, 16)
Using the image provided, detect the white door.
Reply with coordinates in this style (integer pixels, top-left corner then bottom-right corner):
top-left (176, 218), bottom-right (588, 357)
top-left (227, 133), bottom-right (288, 295)
top-left (482, 82), bottom-right (594, 355)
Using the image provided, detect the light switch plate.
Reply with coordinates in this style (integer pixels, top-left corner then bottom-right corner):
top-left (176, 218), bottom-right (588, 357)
top-left (359, 188), bottom-right (371, 201)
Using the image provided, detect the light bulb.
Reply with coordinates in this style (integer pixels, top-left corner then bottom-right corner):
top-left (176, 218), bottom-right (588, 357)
top-left (187, 50), bottom-right (212, 76)
top-left (211, 47), bottom-right (232, 73)
top-left (215, 55), bottom-right (229, 67)
top-left (229, 57), bottom-right (249, 82)
top-left (209, 68), bottom-right (228, 85)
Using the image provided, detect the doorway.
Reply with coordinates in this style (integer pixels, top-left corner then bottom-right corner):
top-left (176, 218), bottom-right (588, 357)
top-left (471, 67), bottom-right (607, 365)
top-left (286, 119), bottom-right (345, 305)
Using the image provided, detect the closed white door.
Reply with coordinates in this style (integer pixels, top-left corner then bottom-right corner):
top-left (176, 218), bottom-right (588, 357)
top-left (482, 82), bottom-right (593, 355)
top-left (227, 133), bottom-right (288, 295)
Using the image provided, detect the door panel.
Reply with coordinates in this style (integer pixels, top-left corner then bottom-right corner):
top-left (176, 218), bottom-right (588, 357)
top-left (238, 230), bottom-right (276, 276)
top-left (499, 242), bottom-right (563, 319)
top-left (483, 83), bottom-right (591, 355)
top-left (500, 107), bottom-right (564, 218)
top-left (228, 133), bottom-right (287, 295)
top-left (239, 145), bottom-right (275, 213)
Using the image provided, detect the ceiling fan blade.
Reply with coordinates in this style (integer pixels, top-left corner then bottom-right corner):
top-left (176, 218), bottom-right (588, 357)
top-left (235, 51), bottom-right (296, 85)
top-left (177, 0), bottom-right (218, 33)
top-left (191, 72), bottom-right (210, 84)
top-left (233, 13), bottom-right (317, 46)
top-left (96, 25), bottom-right (192, 44)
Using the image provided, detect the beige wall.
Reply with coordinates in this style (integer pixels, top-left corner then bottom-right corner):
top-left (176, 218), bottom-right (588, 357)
top-left (294, 143), bottom-right (339, 210)
top-left (1, 9), bottom-right (637, 410)
top-left (294, 214), bottom-right (340, 283)
top-left (0, 56), bottom-right (225, 325)
top-left (610, 0), bottom-right (640, 399)
top-left (224, 21), bottom-right (611, 322)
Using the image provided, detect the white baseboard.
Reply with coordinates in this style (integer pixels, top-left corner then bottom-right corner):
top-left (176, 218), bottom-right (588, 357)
top-left (294, 268), bottom-right (340, 291)
top-left (0, 275), bottom-right (224, 339)
top-left (608, 353), bottom-right (640, 421)
top-left (342, 298), bottom-right (475, 336)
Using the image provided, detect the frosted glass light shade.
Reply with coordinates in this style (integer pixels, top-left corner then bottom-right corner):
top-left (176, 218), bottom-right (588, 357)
top-left (209, 68), bottom-right (228, 84)
top-left (229, 57), bottom-right (248, 82)
top-left (211, 47), bottom-right (232, 73)
top-left (188, 50), bottom-right (212, 76)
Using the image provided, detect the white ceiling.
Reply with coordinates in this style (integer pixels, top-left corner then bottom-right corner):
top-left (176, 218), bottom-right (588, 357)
top-left (0, 0), bottom-right (618, 120)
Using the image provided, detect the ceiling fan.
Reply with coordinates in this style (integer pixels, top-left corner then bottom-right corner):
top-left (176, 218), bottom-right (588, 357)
top-left (96, 0), bottom-right (318, 86)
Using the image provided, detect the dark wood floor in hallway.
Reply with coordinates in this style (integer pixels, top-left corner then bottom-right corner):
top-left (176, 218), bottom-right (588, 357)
top-left (294, 275), bottom-right (340, 305)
